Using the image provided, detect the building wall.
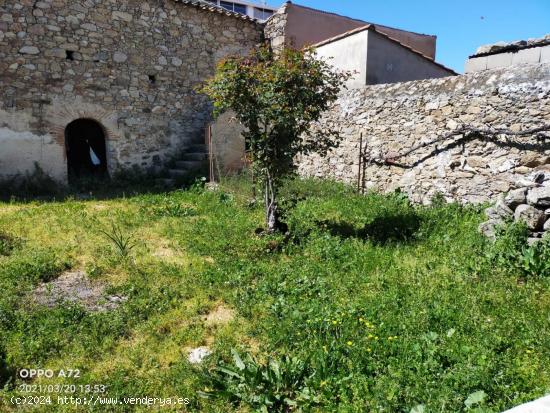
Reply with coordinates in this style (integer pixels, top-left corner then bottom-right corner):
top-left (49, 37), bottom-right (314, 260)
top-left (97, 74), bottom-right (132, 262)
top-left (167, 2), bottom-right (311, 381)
top-left (315, 31), bottom-right (369, 89)
top-left (264, 2), bottom-right (288, 53)
top-left (265, 2), bottom-right (436, 59)
top-left (366, 30), bottom-right (453, 84)
top-left (210, 111), bottom-right (246, 175)
top-left (297, 63), bottom-right (550, 204)
top-left (0, 0), bottom-right (261, 183)
top-left (465, 45), bottom-right (550, 73)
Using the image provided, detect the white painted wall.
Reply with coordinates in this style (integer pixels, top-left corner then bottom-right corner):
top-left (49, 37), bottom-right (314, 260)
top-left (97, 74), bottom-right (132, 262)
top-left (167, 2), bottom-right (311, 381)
top-left (315, 30), bottom-right (369, 89)
top-left (0, 109), bottom-right (67, 183)
top-left (465, 45), bottom-right (550, 73)
top-left (315, 29), bottom-right (452, 87)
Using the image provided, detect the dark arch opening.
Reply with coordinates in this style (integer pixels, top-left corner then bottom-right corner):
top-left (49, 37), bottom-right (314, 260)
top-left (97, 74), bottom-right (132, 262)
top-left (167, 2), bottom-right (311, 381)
top-left (65, 119), bottom-right (108, 183)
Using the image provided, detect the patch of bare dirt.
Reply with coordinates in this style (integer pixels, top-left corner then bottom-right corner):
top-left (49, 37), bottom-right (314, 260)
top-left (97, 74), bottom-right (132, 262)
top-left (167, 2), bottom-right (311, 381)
top-left (153, 246), bottom-right (176, 258)
top-left (32, 270), bottom-right (126, 312)
top-left (203, 304), bottom-right (236, 326)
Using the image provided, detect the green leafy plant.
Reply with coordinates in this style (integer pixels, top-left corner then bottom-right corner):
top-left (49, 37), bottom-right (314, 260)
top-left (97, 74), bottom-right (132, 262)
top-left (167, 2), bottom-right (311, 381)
top-left (488, 221), bottom-right (550, 277)
top-left (98, 222), bottom-right (136, 258)
top-left (148, 202), bottom-right (197, 218)
top-left (203, 47), bottom-right (350, 232)
top-left (519, 236), bottom-right (550, 277)
top-left (204, 349), bottom-right (319, 412)
top-left (464, 390), bottom-right (487, 410)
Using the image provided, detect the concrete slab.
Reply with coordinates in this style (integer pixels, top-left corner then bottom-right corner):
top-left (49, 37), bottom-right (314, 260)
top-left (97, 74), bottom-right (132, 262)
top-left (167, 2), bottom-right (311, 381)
top-left (502, 396), bottom-right (550, 413)
top-left (464, 56), bottom-right (487, 73)
top-left (512, 48), bottom-right (541, 65)
top-left (487, 52), bottom-right (513, 69)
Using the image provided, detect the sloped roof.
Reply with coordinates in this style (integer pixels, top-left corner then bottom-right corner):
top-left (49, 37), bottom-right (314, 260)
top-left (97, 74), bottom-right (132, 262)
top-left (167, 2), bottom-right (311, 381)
top-left (174, 0), bottom-right (261, 23)
top-left (281, 1), bottom-right (434, 39)
top-left (313, 25), bottom-right (457, 75)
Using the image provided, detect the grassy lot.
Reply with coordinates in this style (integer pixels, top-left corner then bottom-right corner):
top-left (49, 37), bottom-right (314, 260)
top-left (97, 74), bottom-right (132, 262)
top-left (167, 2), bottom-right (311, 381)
top-left (0, 178), bottom-right (549, 412)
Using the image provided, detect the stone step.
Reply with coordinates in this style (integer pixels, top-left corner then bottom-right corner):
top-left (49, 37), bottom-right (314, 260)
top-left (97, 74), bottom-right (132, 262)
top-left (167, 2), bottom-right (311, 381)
top-left (174, 160), bottom-right (206, 170)
top-left (180, 152), bottom-right (208, 161)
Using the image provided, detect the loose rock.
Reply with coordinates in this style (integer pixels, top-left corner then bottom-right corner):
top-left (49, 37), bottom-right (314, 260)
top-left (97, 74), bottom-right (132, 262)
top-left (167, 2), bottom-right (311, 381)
top-left (188, 347), bottom-right (211, 364)
top-left (527, 187), bottom-right (550, 208)
top-left (514, 204), bottom-right (546, 231)
top-left (504, 188), bottom-right (527, 209)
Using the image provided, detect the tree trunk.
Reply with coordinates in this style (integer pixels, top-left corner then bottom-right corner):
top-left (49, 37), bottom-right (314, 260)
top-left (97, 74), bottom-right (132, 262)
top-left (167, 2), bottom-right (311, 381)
top-left (264, 172), bottom-right (278, 233)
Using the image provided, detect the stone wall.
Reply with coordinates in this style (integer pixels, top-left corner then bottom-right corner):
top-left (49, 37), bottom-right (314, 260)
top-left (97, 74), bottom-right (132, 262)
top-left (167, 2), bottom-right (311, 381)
top-left (298, 63), bottom-right (550, 204)
top-left (263, 3), bottom-right (288, 53)
top-left (210, 111), bottom-right (246, 176)
top-left (0, 0), bottom-right (261, 182)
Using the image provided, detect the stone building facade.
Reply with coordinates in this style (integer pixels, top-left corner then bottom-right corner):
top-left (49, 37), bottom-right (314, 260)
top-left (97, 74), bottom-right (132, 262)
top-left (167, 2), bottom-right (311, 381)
top-left (297, 63), bottom-right (550, 204)
top-left (0, 0), bottom-right (262, 183)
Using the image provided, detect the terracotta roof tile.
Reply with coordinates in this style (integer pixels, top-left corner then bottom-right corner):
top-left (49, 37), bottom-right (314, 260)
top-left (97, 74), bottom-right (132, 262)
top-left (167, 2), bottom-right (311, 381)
top-left (174, 0), bottom-right (261, 24)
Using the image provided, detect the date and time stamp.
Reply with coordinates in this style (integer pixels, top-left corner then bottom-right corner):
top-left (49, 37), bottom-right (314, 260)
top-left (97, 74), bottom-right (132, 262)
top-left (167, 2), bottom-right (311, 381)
top-left (2, 368), bottom-right (191, 408)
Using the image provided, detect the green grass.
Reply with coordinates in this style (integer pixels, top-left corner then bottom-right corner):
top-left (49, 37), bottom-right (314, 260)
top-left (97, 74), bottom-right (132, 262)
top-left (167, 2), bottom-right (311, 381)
top-left (0, 178), bottom-right (548, 412)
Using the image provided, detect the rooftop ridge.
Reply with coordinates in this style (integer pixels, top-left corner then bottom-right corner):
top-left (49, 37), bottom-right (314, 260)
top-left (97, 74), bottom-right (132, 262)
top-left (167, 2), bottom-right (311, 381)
top-left (285, 1), bottom-right (436, 39)
top-left (174, 0), bottom-right (262, 23)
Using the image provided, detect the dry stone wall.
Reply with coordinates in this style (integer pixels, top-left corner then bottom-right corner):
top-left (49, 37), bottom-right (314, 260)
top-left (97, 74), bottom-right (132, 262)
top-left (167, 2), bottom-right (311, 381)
top-left (298, 63), bottom-right (550, 204)
top-left (0, 0), bottom-right (261, 182)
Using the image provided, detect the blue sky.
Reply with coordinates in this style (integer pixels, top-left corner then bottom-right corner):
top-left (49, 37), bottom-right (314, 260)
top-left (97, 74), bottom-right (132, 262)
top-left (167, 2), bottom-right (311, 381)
top-left (265, 0), bottom-right (550, 73)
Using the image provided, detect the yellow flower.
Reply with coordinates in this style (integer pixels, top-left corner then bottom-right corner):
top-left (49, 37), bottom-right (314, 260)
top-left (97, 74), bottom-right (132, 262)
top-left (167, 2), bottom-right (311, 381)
top-left (332, 320), bottom-right (337, 325)
top-left (374, 336), bottom-right (379, 341)
top-left (368, 334), bottom-right (374, 339)
top-left (347, 341), bottom-right (353, 346)
top-left (367, 348), bottom-right (372, 352)
top-left (323, 345), bottom-right (328, 352)
top-left (320, 380), bottom-right (327, 387)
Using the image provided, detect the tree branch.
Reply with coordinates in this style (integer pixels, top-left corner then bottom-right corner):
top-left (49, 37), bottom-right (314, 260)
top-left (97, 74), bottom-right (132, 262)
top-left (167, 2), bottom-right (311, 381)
top-left (362, 124), bottom-right (550, 168)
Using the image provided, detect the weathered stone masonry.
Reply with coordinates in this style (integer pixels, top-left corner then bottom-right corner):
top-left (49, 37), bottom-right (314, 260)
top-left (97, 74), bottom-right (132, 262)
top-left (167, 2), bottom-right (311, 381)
top-left (298, 63), bottom-right (550, 204)
top-left (0, 0), bottom-right (262, 182)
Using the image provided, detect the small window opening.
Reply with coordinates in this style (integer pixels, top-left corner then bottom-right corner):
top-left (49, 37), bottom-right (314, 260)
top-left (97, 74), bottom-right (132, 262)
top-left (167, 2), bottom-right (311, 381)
top-left (66, 50), bottom-right (74, 61)
top-left (148, 75), bottom-right (156, 84)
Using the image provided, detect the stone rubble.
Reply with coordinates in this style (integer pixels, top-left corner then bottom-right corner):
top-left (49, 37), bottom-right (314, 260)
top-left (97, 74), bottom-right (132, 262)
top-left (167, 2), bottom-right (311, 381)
top-left (188, 347), bottom-right (212, 364)
top-left (479, 172), bottom-right (550, 243)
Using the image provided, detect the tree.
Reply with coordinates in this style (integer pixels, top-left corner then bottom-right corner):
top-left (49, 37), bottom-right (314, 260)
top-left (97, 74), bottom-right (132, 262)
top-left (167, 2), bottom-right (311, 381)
top-left (203, 47), bottom-right (350, 232)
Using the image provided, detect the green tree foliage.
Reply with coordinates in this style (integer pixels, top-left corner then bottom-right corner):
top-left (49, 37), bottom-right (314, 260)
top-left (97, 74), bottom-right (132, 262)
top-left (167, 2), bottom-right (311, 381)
top-left (203, 47), bottom-right (350, 231)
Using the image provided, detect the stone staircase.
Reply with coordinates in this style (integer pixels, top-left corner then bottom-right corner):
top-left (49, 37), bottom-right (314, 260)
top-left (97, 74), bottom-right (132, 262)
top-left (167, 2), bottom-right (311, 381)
top-left (156, 143), bottom-right (209, 188)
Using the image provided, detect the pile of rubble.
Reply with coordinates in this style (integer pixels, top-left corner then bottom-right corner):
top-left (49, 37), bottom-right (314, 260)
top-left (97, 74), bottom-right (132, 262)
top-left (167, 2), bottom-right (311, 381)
top-left (480, 172), bottom-right (550, 244)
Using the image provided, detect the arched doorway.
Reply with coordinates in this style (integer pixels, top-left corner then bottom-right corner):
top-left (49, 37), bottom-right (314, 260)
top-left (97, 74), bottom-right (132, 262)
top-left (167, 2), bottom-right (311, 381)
top-left (65, 119), bottom-right (108, 183)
